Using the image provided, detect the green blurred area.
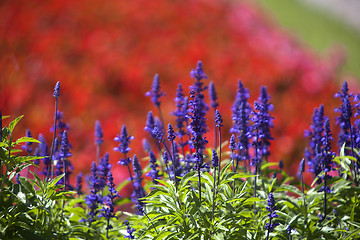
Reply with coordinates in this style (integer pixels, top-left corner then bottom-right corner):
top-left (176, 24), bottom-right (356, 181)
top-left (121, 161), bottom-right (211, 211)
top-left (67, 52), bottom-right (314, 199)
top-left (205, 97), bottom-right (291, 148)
top-left (257, 0), bottom-right (360, 79)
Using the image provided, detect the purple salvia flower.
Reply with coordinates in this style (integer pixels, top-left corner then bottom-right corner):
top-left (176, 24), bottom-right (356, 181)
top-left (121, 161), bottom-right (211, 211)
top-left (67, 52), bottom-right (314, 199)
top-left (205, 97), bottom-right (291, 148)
top-left (124, 220), bottom-right (135, 239)
top-left (94, 120), bottom-right (103, 145)
top-left (212, 149), bottom-right (219, 168)
top-left (318, 118), bottom-right (335, 193)
top-left (305, 105), bottom-right (325, 179)
top-left (167, 123), bottom-right (176, 142)
top-left (132, 155), bottom-right (146, 215)
top-left (146, 150), bottom-right (160, 184)
top-left (335, 82), bottom-right (353, 149)
top-left (299, 158), bottom-right (305, 173)
top-left (229, 134), bottom-right (236, 151)
top-left (145, 73), bottom-right (165, 107)
top-left (172, 84), bottom-right (189, 140)
top-left (83, 162), bottom-right (103, 225)
top-left (209, 81), bottom-right (219, 109)
top-left (215, 109), bottom-right (223, 128)
top-left (144, 111), bottom-right (156, 138)
top-left (114, 125), bottom-right (134, 155)
top-left (231, 81), bottom-right (252, 169)
top-left (97, 153), bottom-right (112, 191)
top-left (59, 130), bottom-right (72, 189)
top-left (153, 127), bottom-right (164, 143)
top-left (142, 138), bottom-right (152, 152)
top-left (53, 81), bottom-right (60, 98)
top-left (50, 111), bottom-right (70, 135)
top-left (21, 129), bottom-right (33, 155)
top-left (190, 61), bottom-right (207, 81)
top-left (265, 193), bottom-right (279, 232)
top-left (37, 134), bottom-right (50, 176)
top-left (114, 125), bottom-right (134, 166)
top-left (252, 86), bottom-right (274, 160)
top-left (279, 160), bottom-right (284, 170)
top-left (163, 150), bottom-right (169, 165)
top-left (99, 171), bottom-right (120, 234)
top-left (75, 172), bottom-right (83, 195)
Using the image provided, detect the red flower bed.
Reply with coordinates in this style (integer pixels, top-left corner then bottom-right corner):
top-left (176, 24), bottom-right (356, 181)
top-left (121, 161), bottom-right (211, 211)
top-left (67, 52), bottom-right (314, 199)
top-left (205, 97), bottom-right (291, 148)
top-left (0, 0), bottom-right (354, 191)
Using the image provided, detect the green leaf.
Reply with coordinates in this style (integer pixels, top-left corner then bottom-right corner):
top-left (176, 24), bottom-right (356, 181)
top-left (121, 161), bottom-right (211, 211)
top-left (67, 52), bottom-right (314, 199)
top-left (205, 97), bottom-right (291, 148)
top-left (8, 115), bottom-right (23, 134)
top-left (15, 137), bottom-right (41, 145)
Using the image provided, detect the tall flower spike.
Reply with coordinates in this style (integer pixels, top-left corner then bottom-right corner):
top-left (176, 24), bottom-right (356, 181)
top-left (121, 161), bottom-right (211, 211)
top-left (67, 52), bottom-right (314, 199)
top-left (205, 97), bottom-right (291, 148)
top-left (97, 153), bottom-right (112, 191)
top-left (144, 111), bottom-right (156, 138)
top-left (209, 81), bottom-right (219, 109)
top-left (75, 172), bottom-right (83, 195)
top-left (83, 162), bottom-right (103, 225)
top-left (172, 84), bottom-right (189, 142)
top-left (146, 150), bottom-right (160, 184)
top-left (99, 171), bottom-right (120, 237)
top-left (124, 220), bottom-right (135, 239)
top-left (167, 123), bottom-right (176, 142)
top-left (53, 81), bottom-right (60, 98)
top-left (265, 193), bottom-right (279, 237)
top-left (114, 125), bottom-right (134, 155)
top-left (211, 149), bottom-right (219, 168)
top-left (190, 61), bottom-right (207, 81)
top-left (132, 155), bottom-right (146, 215)
top-left (145, 73), bottom-right (165, 107)
top-left (215, 109), bottom-right (223, 128)
top-left (153, 127), bottom-right (163, 143)
top-left (94, 120), bottom-right (103, 145)
top-left (299, 158), bottom-right (305, 173)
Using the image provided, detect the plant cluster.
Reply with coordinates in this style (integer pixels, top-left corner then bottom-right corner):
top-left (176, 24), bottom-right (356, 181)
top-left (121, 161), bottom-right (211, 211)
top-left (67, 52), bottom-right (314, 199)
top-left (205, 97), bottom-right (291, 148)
top-left (1, 62), bottom-right (360, 239)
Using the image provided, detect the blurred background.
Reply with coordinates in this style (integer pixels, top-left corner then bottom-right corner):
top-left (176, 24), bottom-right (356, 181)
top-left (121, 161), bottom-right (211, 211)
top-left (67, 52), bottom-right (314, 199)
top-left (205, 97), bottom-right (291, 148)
top-left (1, 0), bottom-right (359, 191)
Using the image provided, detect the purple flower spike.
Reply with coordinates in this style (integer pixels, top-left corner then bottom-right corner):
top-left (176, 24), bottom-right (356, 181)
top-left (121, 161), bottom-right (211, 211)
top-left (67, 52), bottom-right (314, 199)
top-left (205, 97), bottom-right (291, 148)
top-left (209, 81), bottom-right (219, 109)
top-left (215, 109), bottom-right (223, 128)
top-left (114, 125), bottom-right (134, 156)
top-left (279, 160), bottom-right (284, 170)
top-left (211, 150), bottom-right (219, 168)
top-left (172, 84), bottom-right (189, 139)
top-left (53, 81), bottom-right (60, 98)
top-left (167, 123), bottom-right (176, 142)
top-left (265, 193), bottom-right (279, 232)
top-left (144, 111), bottom-right (156, 137)
top-left (163, 150), bottom-right (169, 165)
top-left (60, 131), bottom-right (71, 159)
top-left (190, 61), bottom-right (207, 81)
top-left (153, 127), bottom-right (163, 143)
top-left (229, 134), bottom-right (236, 151)
top-left (146, 150), bottom-right (160, 184)
top-left (94, 120), bottom-right (103, 145)
top-left (145, 73), bottom-right (165, 107)
top-left (299, 158), bottom-right (305, 173)
top-left (98, 153), bottom-right (112, 190)
top-left (124, 220), bottom-right (135, 239)
top-left (75, 172), bottom-right (83, 195)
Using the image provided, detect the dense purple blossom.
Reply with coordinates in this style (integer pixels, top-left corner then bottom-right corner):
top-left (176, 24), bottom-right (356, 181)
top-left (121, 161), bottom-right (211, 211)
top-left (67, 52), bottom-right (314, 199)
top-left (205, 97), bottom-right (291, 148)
top-left (212, 150), bottom-right (219, 168)
top-left (53, 81), bottom-right (60, 98)
top-left (335, 82), bottom-right (353, 149)
top-left (172, 84), bottom-right (189, 143)
top-left (215, 109), bottom-right (223, 128)
top-left (163, 150), bottom-right (169, 165)
top-left (231, 81), bottom-right (252, 166)
top-left (167, 123), bottom-right (176, 142)
top-left (50, 111), bottom-right (70, 136)
top-left (75, 172), bottom-right (83, 195)
top-left (132, 155), bottom-right (146, 215)
top-left (145, 73), bottom-right (165, 107)
top-left (99, 171), bottom-right (120, 231)
top-left (144, 111), bottom-right (156, 137)
top-left (37, 134), bottom-right (50, 176)
top-left (229, 134), bottom-right (236, 151)
top-left (252, 86), bottom-right (274, 161)
top-left (305, 105), bottom-right (325, 178)
top-left (83, 162), bottom-right (103, 225)
top-left (209, 81), bottom-right (219, 109)
top-left (94, 120), bottom-right (103, 145)
top-left (318, 118), bottom-right (335, 193)
top-left (97, 153), bottom-right (112, 190)
top-left (124, 220), bottom-right (135, 239)
top-left (265, 193), bottom-right (279, 232)
top-left (153, 127), bottom-right (164, 143)
top-left (114, 125), bottom-right (134, 166)
top-left (146, 150), bottom-right (160, 184)
top-left (299, 158), bottom-right (305, 173)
